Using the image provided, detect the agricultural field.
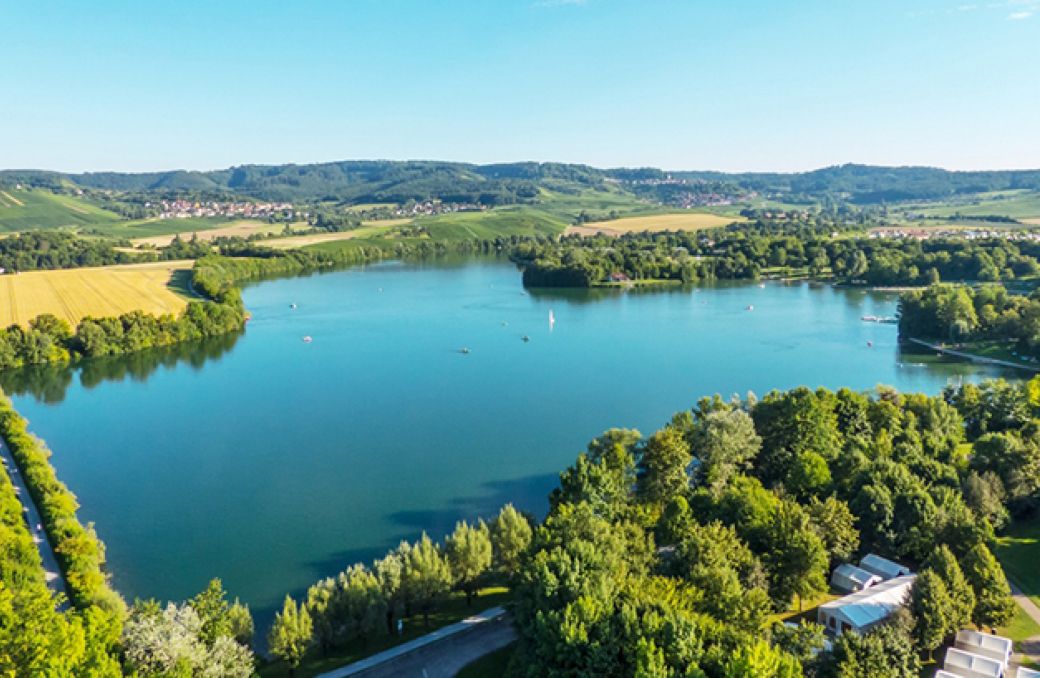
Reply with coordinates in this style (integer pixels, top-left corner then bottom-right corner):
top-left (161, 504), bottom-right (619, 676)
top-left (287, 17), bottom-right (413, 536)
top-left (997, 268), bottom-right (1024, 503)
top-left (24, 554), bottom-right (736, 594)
top-left (130, 220), bottom-right (308, 247)
top-left (261, 222), bottom-right (404, 249)
top-left (0, 260), bottom-right (193, 327)
top-left (414, 205), bottom-right (569, 239)
top-left (566, 210), bottom-right (742, 236)
top-left (901, 190), bottom-right (1040, 221)
top-left (0, 187), bottom-right (121, 232)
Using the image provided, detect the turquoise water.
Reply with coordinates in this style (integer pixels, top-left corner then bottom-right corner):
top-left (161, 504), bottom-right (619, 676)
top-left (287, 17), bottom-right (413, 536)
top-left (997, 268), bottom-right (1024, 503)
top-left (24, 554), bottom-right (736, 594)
top-left (4, 258), bottom-right (1010, 630)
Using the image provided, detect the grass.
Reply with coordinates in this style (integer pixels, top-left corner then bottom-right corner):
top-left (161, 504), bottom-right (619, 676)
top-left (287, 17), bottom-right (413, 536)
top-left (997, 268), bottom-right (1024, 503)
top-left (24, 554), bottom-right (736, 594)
top-left (995, 518), bottom-right (1040, 608)
top-left (567, 210), bottom-right (743, 235)
top-left (0, 187), bottom-right (121, 231)
top-left (414, 206), bottom-right (568, 239)
top-left (901, 190), bottom-right (1040, 220)
top-left (257, 587), bottom-right (511, 678)
top-left (0, 260), bottom-right (193, 326)
top-left (260, 222), bottom-right (403, 249)
top-left (456, 641), bottom-right (516, 678)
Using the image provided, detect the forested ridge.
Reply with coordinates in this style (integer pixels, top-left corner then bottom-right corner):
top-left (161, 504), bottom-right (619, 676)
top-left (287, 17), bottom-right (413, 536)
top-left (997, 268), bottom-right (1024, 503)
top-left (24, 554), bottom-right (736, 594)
top-left (4, 162), bottom-right (1040, 204)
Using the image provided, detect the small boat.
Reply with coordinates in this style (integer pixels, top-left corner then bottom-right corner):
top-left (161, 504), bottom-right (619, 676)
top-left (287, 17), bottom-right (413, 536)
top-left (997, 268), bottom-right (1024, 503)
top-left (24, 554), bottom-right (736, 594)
top-left (501, 321), bottom-right (509, 326)
top-left (290, 303), bottom-right (297, 310)
top-left (302, 336), bottom-right (313, 343)
top-left (459, 347), bottom-right (471, 354)
top-left (867, 341), bottom-right (873, 347)
top-left (549, 309), bottom-right (556, 328)
top-left (758, 283), bottom-right (766, 289)
top-left (746, 305), bottom-right (754, 311)
top-left (521, 335), bottom-right (530, 342)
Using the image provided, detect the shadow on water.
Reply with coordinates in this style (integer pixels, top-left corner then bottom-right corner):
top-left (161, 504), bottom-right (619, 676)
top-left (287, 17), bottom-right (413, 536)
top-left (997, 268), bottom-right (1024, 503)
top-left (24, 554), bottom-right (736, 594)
top-left (0, 331), bottom-right (243, 404)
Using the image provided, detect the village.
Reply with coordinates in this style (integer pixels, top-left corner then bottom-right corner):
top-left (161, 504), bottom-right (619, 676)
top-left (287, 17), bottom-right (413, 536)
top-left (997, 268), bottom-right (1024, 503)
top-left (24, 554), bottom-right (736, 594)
top-left (146, 199), bottom-right (295, 220)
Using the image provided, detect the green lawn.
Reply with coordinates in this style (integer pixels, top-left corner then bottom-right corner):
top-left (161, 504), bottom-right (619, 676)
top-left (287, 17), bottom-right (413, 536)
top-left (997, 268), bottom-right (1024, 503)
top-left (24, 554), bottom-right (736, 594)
top-left (0, 187), bottom-right (121, 231)
top-left (902, 190), bottom-right (1040, 221)
top-left (257, 587), bottom-right (511, 678)
top-left (457, 642), bottom-right (516, 678)
top-left (995, 518), bottom-right (1040, 608)
top-left (90, 216), bottom-right (236, 238)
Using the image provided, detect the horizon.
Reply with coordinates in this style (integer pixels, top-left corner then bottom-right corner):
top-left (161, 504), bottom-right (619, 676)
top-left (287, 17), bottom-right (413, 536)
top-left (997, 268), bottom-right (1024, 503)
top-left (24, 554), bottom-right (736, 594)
top-left (6, 158), bottom-right (1040, 177)
top-left (4, 1), bottom-right (1039, 173)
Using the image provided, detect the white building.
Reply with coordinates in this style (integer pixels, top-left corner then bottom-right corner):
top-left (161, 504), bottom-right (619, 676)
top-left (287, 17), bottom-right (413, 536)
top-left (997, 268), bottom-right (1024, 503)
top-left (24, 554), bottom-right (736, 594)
top-left (1016, 668), bottom-right (1040, 678)
top-left (830, 563), bottom-right (883, 594)
top-left (955, 629), bottom-right (1012, 669)
top-left (943, 646), bottom-right (1005, 678)
top-left (817, 574), bottom-right (916, 636)
top-left (859, 553), bottom-right (913, 580)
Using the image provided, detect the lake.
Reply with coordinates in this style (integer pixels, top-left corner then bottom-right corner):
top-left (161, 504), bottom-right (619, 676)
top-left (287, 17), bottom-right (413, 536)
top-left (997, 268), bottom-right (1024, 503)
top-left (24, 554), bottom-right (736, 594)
top-left (4, 257), bottom-right (1012, 631)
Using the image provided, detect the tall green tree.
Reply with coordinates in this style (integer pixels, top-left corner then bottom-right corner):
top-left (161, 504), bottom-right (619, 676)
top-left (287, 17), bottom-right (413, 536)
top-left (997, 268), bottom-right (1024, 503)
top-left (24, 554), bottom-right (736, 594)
top-left (402, 533), bottom-right (452, 626)
top-left (445, 520), bottom-right (493, 605)
top-left (691, 408), bottom-right (761, 496)
top-left (267, 595), bottom-right (313, 677)
top-left (489, 504), bottom-right (533, 577)
top-left (807, 496), bottom-right (860, 565)
top-left (923, 545), bottom-right (975, 631)
top-left (909, 570), bottom-right (952, 659)
top-left (962, 543), bottom-right (1016, 629)
top-left (638, 426), bottom-right (692, 504)
top-left (761, 500), bottom-right (828, 610)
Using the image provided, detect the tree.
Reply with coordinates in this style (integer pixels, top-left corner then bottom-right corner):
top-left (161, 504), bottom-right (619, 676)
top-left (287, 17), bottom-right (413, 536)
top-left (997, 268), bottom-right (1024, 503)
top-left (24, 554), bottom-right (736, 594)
top-left (489, 504), bottom-right (532, 577)
top-left (691, 408), bottom-right (761, 496)
top-left (445, 520), bottom-right (493, 605)
top-left (807, 496), bottom-right (860, 565)
top-left (823, 610), bottom-right (920, 678)
top-left (962, 543), bottom-right (1016, 629)
top-left (761, 501), bottom-right (828, 610)
top-left (638, 426), bottom-right (692, 504)
top-left (724, 639), bottom-right (801, 678)
top-left (963, 471), bottom-right (1009, 531)
top-left (340, 565), bottom-right (386, 646)
top-left (267, 595), bottom-right (313, 677)
top-left (402, 533), bottom-right (452, 626)
top-left (786, 449), bottom-right (832, 498)
top-left (909, 570), bottom-right (952, 659)
top-left (923, 545), bottom-right (975, 630)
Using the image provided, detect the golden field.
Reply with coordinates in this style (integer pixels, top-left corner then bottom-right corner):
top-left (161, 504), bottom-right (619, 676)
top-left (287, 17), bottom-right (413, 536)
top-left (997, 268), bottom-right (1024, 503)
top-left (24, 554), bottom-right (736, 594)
top-left (130, 220), bottom-right (306, 247)
top-left (565, 211), bottom-right (742, 236)
top-left (0, 260), bottom-right (194, 327)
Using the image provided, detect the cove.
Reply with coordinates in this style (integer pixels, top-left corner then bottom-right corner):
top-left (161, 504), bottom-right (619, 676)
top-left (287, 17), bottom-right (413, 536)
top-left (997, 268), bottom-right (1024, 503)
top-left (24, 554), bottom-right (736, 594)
top-left (4, 258), bottom-right (1012, 631)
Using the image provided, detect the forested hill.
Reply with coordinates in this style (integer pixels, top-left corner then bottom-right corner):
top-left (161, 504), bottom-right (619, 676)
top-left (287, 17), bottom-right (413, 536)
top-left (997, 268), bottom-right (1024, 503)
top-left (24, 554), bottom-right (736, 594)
top-left (3, 161), bottom-right (1040, 204)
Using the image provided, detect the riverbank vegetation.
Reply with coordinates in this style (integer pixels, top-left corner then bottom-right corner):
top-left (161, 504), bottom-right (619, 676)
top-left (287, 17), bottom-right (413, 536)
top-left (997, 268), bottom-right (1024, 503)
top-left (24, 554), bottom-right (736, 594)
top-left (512, 229), bottom-right (1040, 288)
top-left (899, 283), bottom-right (1040, 358)
top-left (261, 505), bottom-right (532, 677)
top-left (503, 379), bottom-right (1036, 675)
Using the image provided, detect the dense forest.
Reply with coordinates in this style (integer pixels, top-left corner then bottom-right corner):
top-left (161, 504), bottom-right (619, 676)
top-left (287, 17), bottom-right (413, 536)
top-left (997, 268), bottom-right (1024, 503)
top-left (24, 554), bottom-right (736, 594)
top-left (899, 284), bottom-right (1040, 355)
top-left (513, 229), bottom-right (1040, 288)
top-left (255, 379), bottom-right (1039, 676)
top-left (4, 162), bottom-right (1040, 205)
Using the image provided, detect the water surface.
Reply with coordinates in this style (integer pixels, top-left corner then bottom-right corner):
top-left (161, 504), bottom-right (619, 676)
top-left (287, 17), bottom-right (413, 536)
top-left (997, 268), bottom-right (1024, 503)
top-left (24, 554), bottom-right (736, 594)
top-left (6, 258), bottom-right (1010, 629)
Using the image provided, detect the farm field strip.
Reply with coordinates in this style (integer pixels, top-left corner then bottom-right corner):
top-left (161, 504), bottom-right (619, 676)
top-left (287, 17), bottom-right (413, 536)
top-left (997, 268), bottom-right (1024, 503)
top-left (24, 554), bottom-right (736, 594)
top-left (0, 260), bottom-right (193, 327)
top-left (565, 211), bottom-right (742, 236)
top-left (130, 220), bottom-right (306, 247)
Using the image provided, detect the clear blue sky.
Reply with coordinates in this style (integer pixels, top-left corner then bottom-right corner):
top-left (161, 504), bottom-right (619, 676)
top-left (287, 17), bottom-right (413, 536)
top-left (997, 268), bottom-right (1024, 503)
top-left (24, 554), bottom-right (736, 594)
top-left (2, 0), bottom-right (1038, 173)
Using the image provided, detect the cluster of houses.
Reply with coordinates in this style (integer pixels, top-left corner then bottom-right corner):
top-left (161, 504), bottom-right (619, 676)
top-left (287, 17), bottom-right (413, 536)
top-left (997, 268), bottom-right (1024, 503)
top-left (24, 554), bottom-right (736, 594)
top-left (146, 199), bottom-right (295, 220)
top-left (867, 227), bottom-right (1040, 241)
top-left (817, 555), bottom-right (1034, 677)
top-left (392, 200), bottom-right (486, 217)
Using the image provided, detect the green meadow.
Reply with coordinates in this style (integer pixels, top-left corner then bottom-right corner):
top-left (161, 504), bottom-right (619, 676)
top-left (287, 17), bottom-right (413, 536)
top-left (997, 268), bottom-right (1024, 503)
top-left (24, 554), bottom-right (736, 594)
top-left (0, 187), bottom-right (121, 231)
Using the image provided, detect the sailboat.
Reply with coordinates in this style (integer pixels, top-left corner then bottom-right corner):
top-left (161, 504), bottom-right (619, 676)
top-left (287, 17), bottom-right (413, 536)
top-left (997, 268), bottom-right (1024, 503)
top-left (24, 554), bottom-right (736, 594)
top-left (549, 309), bottom-right (556, 328)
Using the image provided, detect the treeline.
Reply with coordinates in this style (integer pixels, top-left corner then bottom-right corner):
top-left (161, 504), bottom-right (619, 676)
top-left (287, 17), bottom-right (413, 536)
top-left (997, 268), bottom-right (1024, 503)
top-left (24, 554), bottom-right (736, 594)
top-left (505, 379), bottom-right (1036, 676)
top-left (266, 505), bottom-right (533, 674)
top-left (0, 231), bottom-right (138, 272)
top-left (0, 392), bottom-right (123, 611)
top-left (899, 283), bottom-right (1040, 356)
top-left (0, 420), bottom-right (124, 675)
top-left (512, 229), bottom-right (1040, 287)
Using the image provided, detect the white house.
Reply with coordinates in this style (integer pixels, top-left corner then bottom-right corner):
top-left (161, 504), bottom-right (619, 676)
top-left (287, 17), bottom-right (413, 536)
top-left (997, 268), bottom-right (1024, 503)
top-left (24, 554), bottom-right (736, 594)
top-left (955, 629), bottom-right (1012, 668)
top-left (859, 553), bottom-right (913, 580)
top-left (830, 563), bottom-right (883, 594)
top-left (943, 647), bottom-right (1005, 678)
top-left (1015, 668), bottom-right (1040, 678)
top-left (937, 671), bottom-right (965, 678)
top-left (816, 574), bottom-right (916, 636)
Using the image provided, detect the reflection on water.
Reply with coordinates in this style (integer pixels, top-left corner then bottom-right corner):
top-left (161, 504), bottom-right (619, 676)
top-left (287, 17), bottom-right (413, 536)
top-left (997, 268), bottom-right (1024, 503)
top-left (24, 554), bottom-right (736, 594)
top-left (0, 331), bottom-right (243, 404)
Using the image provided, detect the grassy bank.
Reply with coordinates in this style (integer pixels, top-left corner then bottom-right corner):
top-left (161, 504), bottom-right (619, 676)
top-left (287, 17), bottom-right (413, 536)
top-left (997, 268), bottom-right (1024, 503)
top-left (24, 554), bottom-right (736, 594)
top-left (258, 587), bottom-right (511, 678)
top-left (457, 641), bottom-right (517, 678)
top-left (0, 391), bottom-right (123, 611)
top-left (995, 518), bottom-right (1040, 608)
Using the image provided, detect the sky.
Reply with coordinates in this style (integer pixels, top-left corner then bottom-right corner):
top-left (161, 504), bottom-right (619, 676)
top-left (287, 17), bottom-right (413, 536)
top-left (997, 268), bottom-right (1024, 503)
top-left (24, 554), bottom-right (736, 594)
top-left (2, 0), bottom-right (1039, 173)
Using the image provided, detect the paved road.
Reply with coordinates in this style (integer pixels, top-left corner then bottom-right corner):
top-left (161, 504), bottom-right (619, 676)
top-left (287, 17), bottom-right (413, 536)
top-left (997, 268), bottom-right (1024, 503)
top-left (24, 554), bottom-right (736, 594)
top-left (1010, 581), bottom-right (1040, 667)
top-left (0, 439), bottom-right (69, 605)
top-left (317, 607), bottom-right (516, 678)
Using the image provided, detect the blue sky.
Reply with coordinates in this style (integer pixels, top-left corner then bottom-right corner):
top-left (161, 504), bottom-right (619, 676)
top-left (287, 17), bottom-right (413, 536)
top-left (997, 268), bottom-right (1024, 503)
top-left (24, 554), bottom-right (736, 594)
top-left (2, 0), bottom-right (1038, 172)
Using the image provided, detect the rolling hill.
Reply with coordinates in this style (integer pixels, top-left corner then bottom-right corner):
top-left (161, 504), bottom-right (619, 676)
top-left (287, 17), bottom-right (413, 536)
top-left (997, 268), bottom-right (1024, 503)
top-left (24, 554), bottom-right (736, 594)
top-left (0, 187), bottom-right (121, 232)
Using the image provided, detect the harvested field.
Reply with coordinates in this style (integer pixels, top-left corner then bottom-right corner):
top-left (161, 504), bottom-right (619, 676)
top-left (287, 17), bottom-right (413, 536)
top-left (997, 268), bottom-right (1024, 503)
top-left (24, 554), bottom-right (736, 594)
top-left (131, 220), bottom-right (299, 247)
top-left (0, 260), bottom-right (194, 327)
top-left (566, 211), bottom-right (741, 236)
